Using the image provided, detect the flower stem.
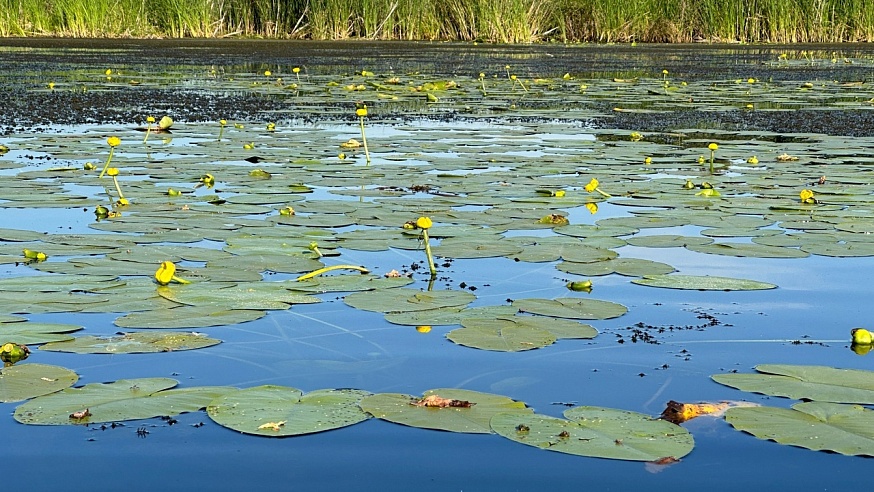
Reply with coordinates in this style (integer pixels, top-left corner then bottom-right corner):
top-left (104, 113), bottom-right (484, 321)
top-left (359, 116), bottom-right (371, 165)
top-left (295, 264), bottom-right (370, 282)
top-left (99, 147), bottom-right (115, 178)
top-left (143, 124), bottom-right (152, 144)
top-left (595, 187), bottom-right (612, 198)
top-left (709, 150), bottom-right (715, 174)
top-left (422, 229), bottom-right (437, 278)
top-left (111, 175), bottom-right (125, 200)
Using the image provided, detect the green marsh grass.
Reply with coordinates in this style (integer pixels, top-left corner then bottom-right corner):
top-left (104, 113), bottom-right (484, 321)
top-left (2, 0), bottom-right (874, 42)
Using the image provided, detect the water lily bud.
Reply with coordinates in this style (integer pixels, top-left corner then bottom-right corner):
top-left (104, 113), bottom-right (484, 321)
top-left (84, 162), bottom-right (96, 170)
top-left (683, 180), bottom-right (695, 189)
top-left (0, 342), bottom-right (30, 366)
top-left (158, 116), bottom-right (173, 130)
top-left (95, 205), bottom-right (109, 218)
top-left (567, 280), bottom-right (593, 292)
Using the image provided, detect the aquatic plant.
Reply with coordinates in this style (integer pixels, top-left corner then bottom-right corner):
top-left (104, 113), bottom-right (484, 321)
top-left (106, 167), bottom-right (128, 205)
top-left (799, 189), bottom-right (816, 204)
top-left (143, 116), bottom-right (155, 144)
top-left (154, 261), bottom-right (190, 286)
top-left (356, 102), bottom-right (371, 165)
top-left (584, 178), bottom-right (611, 198)
top-left (217, 119), bottom-right (227, 141)
top-left (98, 136), bottom-right (120, 178)
top-left (707, 142), bottom-right (718, 174)
top-left (411, 216), bottom-right (437, 277)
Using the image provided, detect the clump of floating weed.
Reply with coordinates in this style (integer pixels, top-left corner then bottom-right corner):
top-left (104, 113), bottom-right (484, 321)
top-left (356, 102), bottom-right (371, 165)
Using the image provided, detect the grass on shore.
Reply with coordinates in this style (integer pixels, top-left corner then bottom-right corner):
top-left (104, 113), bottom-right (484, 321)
top-left (2, 0), bottom-right (874, 43)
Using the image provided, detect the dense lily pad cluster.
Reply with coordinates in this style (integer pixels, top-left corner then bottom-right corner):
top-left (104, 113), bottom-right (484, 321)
top-left (1, 61), bottom-right (874, 465)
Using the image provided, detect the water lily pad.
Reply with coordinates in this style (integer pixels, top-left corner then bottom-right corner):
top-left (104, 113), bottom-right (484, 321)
top-left (491, 406), bottom-right (694, 461)
top-left (724, 401), bottom-right (874, 456)
top-left (0, 363), bottom-right (79, 403)
top-left (157, 283), bottom-right (320, 310)
top-left (359, 388), bottom-right (532, 433)
top-left (114, 304), bottom-right (268, 328)
top-left (447, 318), bottom-right (557, 351)
top-left (557, 258), bottom-right (676, 277)
top-left (39, 331), bottom-right (220, 354)
top-left (290, 274), bottom-right (413, 293)
top-left (207, 386), bottom-right (371, 436)
top-left (344, 288), bottom-right (475, 313)
top-left (383, 305), bottom-right (519, 326)
top-left (15, 379), bottom-right (233, 424)
top-left (0, 321), bottom-right (81, 344)
top-left (632, 274), bottom-right (777, 290)
top-left (712, 365), bottom-right (874, 404)
top-left (686, 242), bottom-right (809, 258)
top-left (513, 297), bottom-right (627, 320)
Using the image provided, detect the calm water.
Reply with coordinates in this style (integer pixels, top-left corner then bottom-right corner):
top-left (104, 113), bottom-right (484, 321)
top-left (1, 39), bottom-right (873, 491)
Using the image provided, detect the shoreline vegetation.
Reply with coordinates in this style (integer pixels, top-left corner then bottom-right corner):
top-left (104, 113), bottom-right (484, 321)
top-left (1, 0), bottom-right (873, 43)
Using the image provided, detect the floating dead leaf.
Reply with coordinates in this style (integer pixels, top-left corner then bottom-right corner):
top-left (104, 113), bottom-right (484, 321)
top-left (340, 138), bottom-right (361, 149)
top-left (69, 408), bottom-right (91, 420)
top-left (776, 153), bottom-right (799, 161)
top-left (411, 394), bottom-right (475, 408)
top-left (659, 400), bottom-right (731, 424)
top-left (645, 456), bottom-right (681, 474)
top-left (384, 269), bottom-right (402, 278)
top-left (257, 420), bottom-right (286, 432)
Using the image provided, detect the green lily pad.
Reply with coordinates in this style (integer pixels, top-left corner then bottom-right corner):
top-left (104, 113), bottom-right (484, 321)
top-left (724, 401), bottom-right (874, 456)
top-left (686, 242), bottom-right (809, 258)
top-left (15, 379), bottom-right (233, 424)
top-left (712, 365), bottom-right (874, 404)
top-left (513, 297), bottom-right (627, 320)
top-left (344, 288), bottom-right (475, 313)
top-left (491, 406), bottom-right (694, 461)
top-left (207, 386), bottom-right (371, 436)
top-left (359, 388), bottom-right (532, 433)
top-left (632, 274), bottom-right (777, 290)
top-left (557, 258), bottom-right (676, 277)
top-left (447, 318), bottom-right (557, 351)
top-left (0, 363), bottom-right (79, 403)
top-left (157, 283), bottom-right (321, 310)
top-left (114, 306), bottom-right (267, 329)
top-left (383, 305), bottom-right (519, 326)
top-left (290, 274), bottom-right (413, 293)
top-left (39, 331), bottom-right (220, 354)
top-left (0, 321), bottom-right (82, 344)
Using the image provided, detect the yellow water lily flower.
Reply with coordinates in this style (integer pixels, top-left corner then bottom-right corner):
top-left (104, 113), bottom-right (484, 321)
top-left (154, 261), bottom-right (190, 286)
top-left (416, 216), bottom-right (433, 230)
top-left (416, 326), bottom-right (432, 333)
top-left (356, 106), bottom-right (368, 117)
top-left (799, 189), bottom-right (815, 204)
top-left (852, 328), bottom-right (873, 345)
top-left (708, 143), bottom-right (718, 151)
top-left (585, 203), bottom-right (598, 214)
top-left (107, 136), bottom-right (121, 147)
top-left (158, 116), bottom-right (173, 130)
top-left (747, 156), bottom-right (759, 164)
top-left (584, 178), bottom-right (599, 193)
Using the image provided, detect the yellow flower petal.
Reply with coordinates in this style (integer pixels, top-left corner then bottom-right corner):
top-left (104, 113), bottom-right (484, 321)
top-left (154, 261), bottom-right (177, 285)
top-left (416, 216), bottom-right (433, 229)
